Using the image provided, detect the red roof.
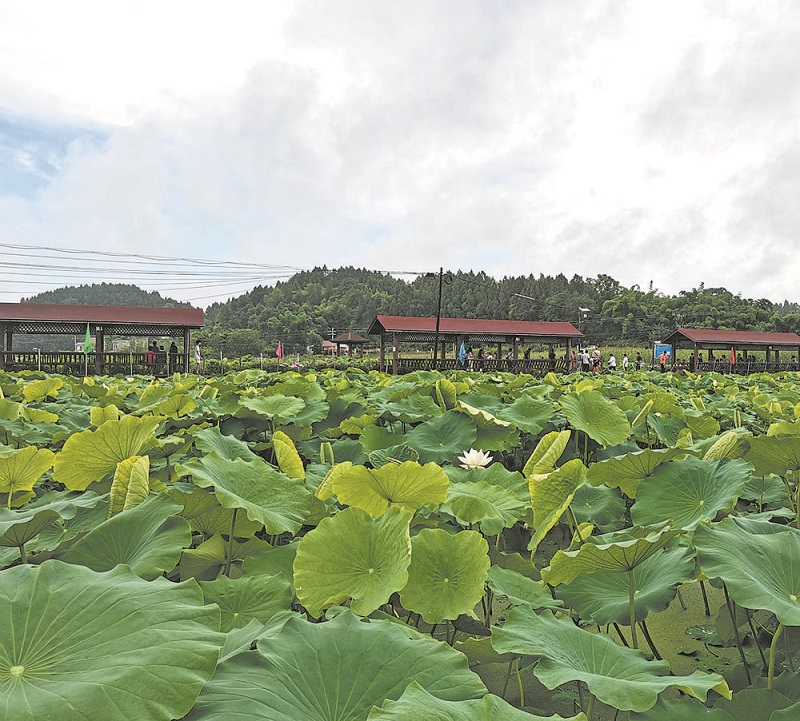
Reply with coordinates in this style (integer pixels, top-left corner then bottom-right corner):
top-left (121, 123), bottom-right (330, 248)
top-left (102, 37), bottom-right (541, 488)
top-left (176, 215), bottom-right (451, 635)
top-left (0, 303), bottom-right (204, 327)
top-left (369, 315), bottom-right (582, 337)
top-left (666, 327), bottom-right (800, 347)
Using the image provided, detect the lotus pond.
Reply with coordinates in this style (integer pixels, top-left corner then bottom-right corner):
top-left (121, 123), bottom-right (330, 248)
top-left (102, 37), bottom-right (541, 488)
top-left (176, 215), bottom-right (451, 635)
top-left (1, 366), bottom-right (800, 720)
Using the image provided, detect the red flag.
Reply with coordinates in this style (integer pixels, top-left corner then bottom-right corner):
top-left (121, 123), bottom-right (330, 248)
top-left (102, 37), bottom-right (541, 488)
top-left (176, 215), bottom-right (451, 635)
top-left (276, 341), bottom-right (283, 359)
top-left (731, 347), bottom-right (736, 365)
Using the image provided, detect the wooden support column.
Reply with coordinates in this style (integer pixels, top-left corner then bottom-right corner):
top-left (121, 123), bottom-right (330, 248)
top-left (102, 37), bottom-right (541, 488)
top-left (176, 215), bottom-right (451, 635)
top-left (184, 328), bottom-right (191, 373)
top-left (379, 334), bottom-right (385, 371)
top-left (693, 343), bottom-right (699, 371)
top-left (766, 348), bottom-right (771, 365)
top-left (95, 327), bottom-right (105, 375)
top-left (565, 338), bottom-right (572, 364)
top-left (0, 323), bottom-right (5, 369)
top-left (513, 336), bottom-right (519, 360)
top-left (392, 333), bottom-right (399, 375)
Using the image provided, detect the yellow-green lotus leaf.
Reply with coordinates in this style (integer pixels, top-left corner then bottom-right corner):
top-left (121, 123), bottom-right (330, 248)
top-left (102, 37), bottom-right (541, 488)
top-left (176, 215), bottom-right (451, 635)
top-left (90, 405), bottom-right (120, 427)
top-left (273, 430), bottom-right (305, 481)
top-left (528, 458), bottom-right (587, 552)
top-left (586, 447), bottom-right (683, 499)
top-left (560, 390), bottom-right (631, 447)
top-left (315, 461), bottom-right (353, 501)
top-left (522, 430), bottom-right (571, 477)
top-left (154, 393), bottom-right (197, 418)
top-left (20, 406), bottom-right (59, 424)
top-left (399, 528), bottom-right (490, 624)
top-left (434, 377), bottom-right (457, 410)
top-left (108, 455), bottom-right (150, 517)
top-left (0, 398), bottom-right (20, 421)
top-left (330, 461), bottom-right (450, 516)
top-left (52, 415), bottom-right (161, 491)
top-left (294, 505), bottom-right (412, 617)
top-left (22, 377), bottom-right (63, 402)
top-left (0, 446), bottom-right (55, 498)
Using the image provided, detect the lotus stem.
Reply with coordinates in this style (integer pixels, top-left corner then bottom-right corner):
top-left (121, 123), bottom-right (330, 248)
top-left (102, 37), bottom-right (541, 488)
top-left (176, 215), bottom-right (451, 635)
top-left (515, 658), bottom-right (524, 708)
top-left (628, 568), bottom-right (638, 649)
top-left (699, 579), bottom-right (711, 616)
top-left (612, 623), bottom-right (630, 647)
top-left (6, 492), bottom-right (11, 511)
top-left (639, 619), bottom-right (662, 660)
top-left (18, 544), bottom-right (27, 565)
top-left (585, 693), bottom-right (595, 721)
top-left (676, 586), bottom-right (687, 610)
top-left (768, 623), bottom-right (784, 690)
top-left (723, 583), bottom-right (751, 685)
top-left (746, 609), bottom-right (768, 670)
top-left (223, 508), bottom-right (237, 577)
top-left (501, 658), bottom-right (514, 699)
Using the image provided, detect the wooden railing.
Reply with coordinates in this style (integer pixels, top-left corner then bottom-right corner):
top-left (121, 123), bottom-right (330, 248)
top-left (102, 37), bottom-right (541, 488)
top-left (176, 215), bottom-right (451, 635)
top-left (0, 351), bottom-right (189, 377)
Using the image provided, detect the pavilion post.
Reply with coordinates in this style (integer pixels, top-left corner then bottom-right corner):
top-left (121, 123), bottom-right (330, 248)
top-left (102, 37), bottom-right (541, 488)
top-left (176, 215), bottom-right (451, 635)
top-left (0, 323), bottom-right (5, 369)
top-left (183, 328), bottom-right (191, 373)
top-left (379, 334), bottom-right (385, 371)
top-left (392, 333), bottom-right (399, 375)
top-left (95, 327), bottom-right (105, 375)
top-left (513, 336), bottom-right (520, 360)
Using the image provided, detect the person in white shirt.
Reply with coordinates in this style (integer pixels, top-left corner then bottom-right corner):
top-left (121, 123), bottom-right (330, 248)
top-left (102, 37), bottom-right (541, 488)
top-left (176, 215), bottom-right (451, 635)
top-left (608, 354), bottom-right (617, 371)
top-left (622, 354), bottom-right (629, 371)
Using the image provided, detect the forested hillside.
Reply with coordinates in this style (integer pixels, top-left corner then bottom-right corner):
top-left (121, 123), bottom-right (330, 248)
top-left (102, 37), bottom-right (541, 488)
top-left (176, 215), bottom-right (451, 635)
top-left (22, 283), bottom-right (191, 308)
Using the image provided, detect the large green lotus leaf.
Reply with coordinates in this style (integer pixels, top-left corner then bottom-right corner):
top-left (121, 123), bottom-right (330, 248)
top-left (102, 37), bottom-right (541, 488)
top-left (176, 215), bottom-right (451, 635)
top-left (52, 414), bottom-right (161, 490)
top-left (21, 376), bottom-right (63, 402)
top-left (193, 425), bottom-right (259, 462)
top-left (367, 681), bottom-right (567, 720)
top-left (631, 698), bottom-right (733, 720)
top-left (713, 689), bottom-right (795, 720)
top-left (399, 529), bottom-right (489, 624)
top-left (0, 560), bottom-right (223, 721)
top-left (167, 487), bottom-right (263, 538)
top-left (556, 547), bottom-right (695, 625)
top-left (496, 394), bottom-right (555, 435)
top-left (486, 565), bottom-right (563, 610)
top-left (492, 608), bottom-right (730, 712)
top-left (404, 411), bottom-right (477, 464)
top-left (570, 484), bottom-right (626, 531)
top-left (382, 393), bottom-right (444, 423)
top-left (740, 474), bottom-right (787, 505)
top-left (647, 414), bottom-right (688, 446)
top-left (187, 612), bottom-right (485, 721)
top-left (339, 413), bottom-right (377, 435)
top-left (200, 573), bottom-right (292, 632)
top-left (0, 490), bottom-right (102, 550)
top-left (293, 506), bottom-right (412, 618)
top-left (59, 494), bottom-right (191, 580)
top-left (239, 393), bottom-right (306, 420)
top-left (279, 397), bottom-right (329, 428)
top-left (90, 403), bottom-right (120, 426)
top-left (542, 526), bottom-right (681, 586)
top-left (331, 461), bottom-right (450, 517)
top-left (178, 453), bottom-right (312, 535)
top-left (446, 462), bottom-right (529, 500)
top-left (153, 393), bottom-right (197, 418)
top-left (523, 430), bottom-right (571, 477)
top-left (368, 444), bottom-right (421, 468)
top-left (684, 410), bottom-right (721, 440)
top-left (434, 377), bottom-right (458, 410)
top-left (0, 446), bottom-right (55, 497)
top-left (359, 424), bottom-right (405, 454)
top-left (457, 402), bottom-right (512, 430)
top-left (441, 481), bottom-right (527, 536)
top-left (586, 447), bottom-right (684, 499)
top-left (331, 437), bottom-right (369, 465)
top-left (528, 459), bottom-right (587, 552)
top-left (108, 454), bottom-right (150, 517)
top-left (694, 518), bottom-right (800, 625)
top-left (0, 398), bottom-right (21, 420)
top-left (745, 435), bottom-right (800, 477)
top-left (631, 457), bottom-right (753, 529)
top-left (560, 390), bottom-right (630, 447)
top-left (19, 404), bottom-right (59, 425)
top-left (241, 541), bottom-right (298, 587)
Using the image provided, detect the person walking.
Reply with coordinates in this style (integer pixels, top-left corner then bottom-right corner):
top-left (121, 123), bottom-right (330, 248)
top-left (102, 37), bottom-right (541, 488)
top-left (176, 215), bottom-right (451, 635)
top-left (622, 354), bottom-right (629, 371)
top-left (608, 354), bottom-right (617, 371)
top-left (193, 340), bottom-right (203, 374)
top-left (169, 341), bottom-right (178, 374)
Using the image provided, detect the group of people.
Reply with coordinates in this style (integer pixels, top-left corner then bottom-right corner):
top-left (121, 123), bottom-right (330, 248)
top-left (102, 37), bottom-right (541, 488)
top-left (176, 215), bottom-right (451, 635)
top-left (572, 348), bottom-right (646, 374)
top-left (145, 341), bottom-right (181, 376)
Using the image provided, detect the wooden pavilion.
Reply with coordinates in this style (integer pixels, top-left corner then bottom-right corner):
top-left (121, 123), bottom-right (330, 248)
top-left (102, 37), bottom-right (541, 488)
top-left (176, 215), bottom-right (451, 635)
top-left (331, 331), bottom-right (369, 357)
top-left (661, 328), bottom-right (800, 373)
top-left (0, 303), bottom-right (204, 375)
top-left (367, 315), bottom-right (583, 375)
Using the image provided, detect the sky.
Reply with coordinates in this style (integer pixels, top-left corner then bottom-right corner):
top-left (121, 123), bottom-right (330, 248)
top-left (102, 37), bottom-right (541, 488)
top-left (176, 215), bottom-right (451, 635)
top-left (1, 0), bottom-right (799, 308)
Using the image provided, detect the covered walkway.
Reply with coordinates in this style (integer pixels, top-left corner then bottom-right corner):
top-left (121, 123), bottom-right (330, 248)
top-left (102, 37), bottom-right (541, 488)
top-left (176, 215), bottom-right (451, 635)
top-left (368, 315), bottom-right (583, 375)
top-left (0, 303), bottom-right (204, 375)
top-left (662, 328), bottom-right (800, 374)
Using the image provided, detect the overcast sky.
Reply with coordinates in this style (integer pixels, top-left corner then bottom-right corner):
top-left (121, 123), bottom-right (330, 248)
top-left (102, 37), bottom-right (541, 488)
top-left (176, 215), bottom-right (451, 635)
top-left (1, 1), bottom-right (799, 307)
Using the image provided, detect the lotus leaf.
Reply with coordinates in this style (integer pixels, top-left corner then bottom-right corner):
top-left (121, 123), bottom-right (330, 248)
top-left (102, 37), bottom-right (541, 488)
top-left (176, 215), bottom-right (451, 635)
top-left (180, 533), bottom-right (271, 581)
top-left (526, 431), bottom-right (570, 476)
top-left (528, 459), bottom-right (587, 552)
top-left (330, 437), bottom-right (369, 464)
top-left (647, 414), bottom-right (688, 446)
top-left (90, 404), bottom-right (120, 426)
top-left (486, 565), bottom-right (563, 609)
top-left (694, 518), bottom-right (800, 624)
top-left (434, 377), bottom-right (458, 410)
top-left (0, 560), bottom-right (223, 721)
top-left (358, 424), bottom-right (404, 454)
top-left (200, 572), bottom-right (292, 631)
top-left (684, 410), bottom-right (721, 439)
top-left (329, 460), bottom-right (450, 517)
top-left (21, 376), bottom-right (63, 402)
top-left (560, 390), bottom-right (630, 446)
top-left (631, 698), bottom-right (733, 719)
top-left (556, 547), bottom-right (695, 625)
top-left (167, 487), bottom-right (263, 538)
top-left (368, 443), bottom-right (420, 468)
top-left (153, 393), bottom-right (197, 418)
top-left (382, 394), bottom-right (443, 423)
top-left (293, 506), bottom-right (412, 617)
top-left (570, 484), bottom-right (626, 530)
top-left (745, 435), bottom-right (800, 477)
top-left (52, 414), bottom-right (161, 490)
top-left (19, 405), bottom-right (59, 424)
top-left (241, 540), bottom-right (298, 587)
top-left (542, 526), bottom-right (680, 586)
top-left (586, 447), bottom-right (684, 499)
top-left (107, 454), bottom-right (150, 516)
top-left (496, 394), bottom-right (555, 435)
top-left (441, 480), bottom-right (527, 536)
top-left (239, 393), bottom-right (306, 420)
top-left (713, 688), bottom-right (795, 720)
top-left (702, 430), bottom-right (750, 460)
top-left (272, 429), bottom-right (305, 481)
top-left (0, 446), bottom-right (55, 499)
top-left (193, 425), bottom-right (260, 462)
top-left (631, 457), bottom-right (753, 529)
top-left (492, 608), bottom-right (730, 712)
top-left (399, 528), bottom-right (489, 623)
top-left (178, 452), bottom-right (312, 535)
top-left (186, 612), bottom-right (486, 721)
top-left (404, 410), bottom-right (477, 464)
top-left (368, 681), bottom-right (566, 720)
top-left (60, 493), bottom-right (191, 580)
